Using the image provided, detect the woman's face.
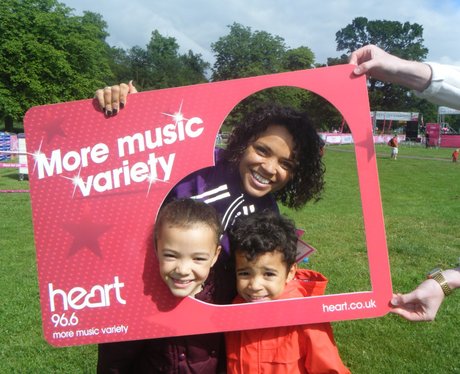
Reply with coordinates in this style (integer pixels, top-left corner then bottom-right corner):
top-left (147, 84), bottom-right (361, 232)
top-left (238, 124), bottom-right (296, 198)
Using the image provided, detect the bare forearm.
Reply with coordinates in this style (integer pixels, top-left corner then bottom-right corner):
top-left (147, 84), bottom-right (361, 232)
top-left (443, 267), bottom-right (460, 290)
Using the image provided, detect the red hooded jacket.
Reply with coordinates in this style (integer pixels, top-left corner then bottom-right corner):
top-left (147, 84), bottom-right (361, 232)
top-left (225, 269), bottom-right (350, 374)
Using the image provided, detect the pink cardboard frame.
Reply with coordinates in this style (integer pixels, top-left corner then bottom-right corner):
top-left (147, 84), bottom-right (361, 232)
top-left (24, 65), bottom-right (392, 347)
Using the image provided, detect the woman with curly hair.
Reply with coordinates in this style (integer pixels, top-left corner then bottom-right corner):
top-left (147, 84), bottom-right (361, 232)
top-left (224, 103), bottom-right (325, 209)
top-left (164, 101), bottom-right (325, 301)
top-left (165, 102), bottom-right (324, 256)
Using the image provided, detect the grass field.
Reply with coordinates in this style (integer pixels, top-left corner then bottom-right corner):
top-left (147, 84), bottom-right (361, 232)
top-left (1, 143), bottom-right (459, 373)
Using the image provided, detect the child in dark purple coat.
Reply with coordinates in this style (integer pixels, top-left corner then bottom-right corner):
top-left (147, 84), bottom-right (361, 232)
top-left (99, 198), bottom-right (225, 373)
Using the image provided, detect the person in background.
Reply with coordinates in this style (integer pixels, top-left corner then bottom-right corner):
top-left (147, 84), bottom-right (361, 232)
top-left (388, 134), bottom-right (399, 160)
top-left (351, 44), bottom-right (460, 321)
top-left (452, 148), bottom-right (459, 162)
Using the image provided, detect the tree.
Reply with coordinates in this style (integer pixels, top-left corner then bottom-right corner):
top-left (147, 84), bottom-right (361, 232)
top-left (211, 23), bottom-right (323, 128)
top-left (211, 23), bottom-right (286, 81)
top-left (336, 17), bottom-right (428, 60)
top-left (126, 46), bottom-right (150, 89)
top-left (325, 54), bottom-right (349, 67)
top-left (283, 47), bottom-right (315, 71)
top-left (120, 30), bottom-right (209, 91)
top-left (335, 17), bottom-right (433, 112)
top-left (145, 30), bottom-right (183, 89)
top-left (107, 46), bottom-right (132, 85)
top-left (179, 50), bottom-right (211, 85)
top-left (0, 0), bottom-right (113, 131)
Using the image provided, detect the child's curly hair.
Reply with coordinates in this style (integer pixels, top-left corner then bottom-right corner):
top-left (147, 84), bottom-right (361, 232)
top-left (225, 103), bottom-right (325, 209)
top-left (228, 210), bottom-right (298, 271)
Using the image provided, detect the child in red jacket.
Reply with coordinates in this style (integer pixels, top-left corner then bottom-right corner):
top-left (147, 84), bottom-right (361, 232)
top-left (226, 210), bottom-right (350, 374)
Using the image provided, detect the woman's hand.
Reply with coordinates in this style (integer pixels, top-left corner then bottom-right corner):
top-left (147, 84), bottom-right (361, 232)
top-left (390, 280), bottom-right (445, 321)
top-left (94, 81), bottom-right (137, 116)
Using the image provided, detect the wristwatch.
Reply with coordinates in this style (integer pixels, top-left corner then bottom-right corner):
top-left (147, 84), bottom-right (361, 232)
top-left (427, 268), bottom-right (453, 296)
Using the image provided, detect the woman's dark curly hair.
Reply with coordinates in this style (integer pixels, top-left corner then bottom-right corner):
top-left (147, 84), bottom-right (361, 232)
top-left (225, 103), bottom-right (325, 209)
top-left (228, 210), bottom-right (298, 271)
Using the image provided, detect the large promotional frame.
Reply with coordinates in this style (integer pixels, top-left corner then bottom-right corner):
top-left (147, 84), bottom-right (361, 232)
top-left (24, 65), bottom-right (392, 347)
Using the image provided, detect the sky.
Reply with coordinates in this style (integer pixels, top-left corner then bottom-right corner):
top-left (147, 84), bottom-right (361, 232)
top-left (61, 0), bottom-right (460, 67)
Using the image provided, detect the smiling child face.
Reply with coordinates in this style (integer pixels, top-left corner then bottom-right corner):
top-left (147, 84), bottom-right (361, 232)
top-left (156, 223), bottom-right (221, 298)
top-left (235, 249), bottom-right (296, 302)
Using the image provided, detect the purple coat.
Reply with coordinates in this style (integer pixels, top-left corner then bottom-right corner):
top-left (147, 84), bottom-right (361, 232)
top-left (97, 282), bottom-right (225, 374)
top-left (167, 147), bottom-right (279, 255)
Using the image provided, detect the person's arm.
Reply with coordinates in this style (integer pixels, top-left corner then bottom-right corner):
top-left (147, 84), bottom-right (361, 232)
top-left (414, 62), bottom-right (460, 110)
top-left (350, 44), bottom-right (460, 110)
top-left (390, 267), bottom-right (460, 321)
top-left (349, 44), bottom-right (432, 91)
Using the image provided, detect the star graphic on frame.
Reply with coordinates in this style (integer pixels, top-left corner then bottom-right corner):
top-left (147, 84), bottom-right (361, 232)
top-left (42, 115), bottom-right (66, 144)
top-left (353, 130), bottom-right (376, 162)
top-left (62, 215), bottom-right (112, 257)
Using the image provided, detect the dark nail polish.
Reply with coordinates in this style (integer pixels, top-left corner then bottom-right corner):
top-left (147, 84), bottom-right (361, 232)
top-left (120, 102), bottom-right (125, 109)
